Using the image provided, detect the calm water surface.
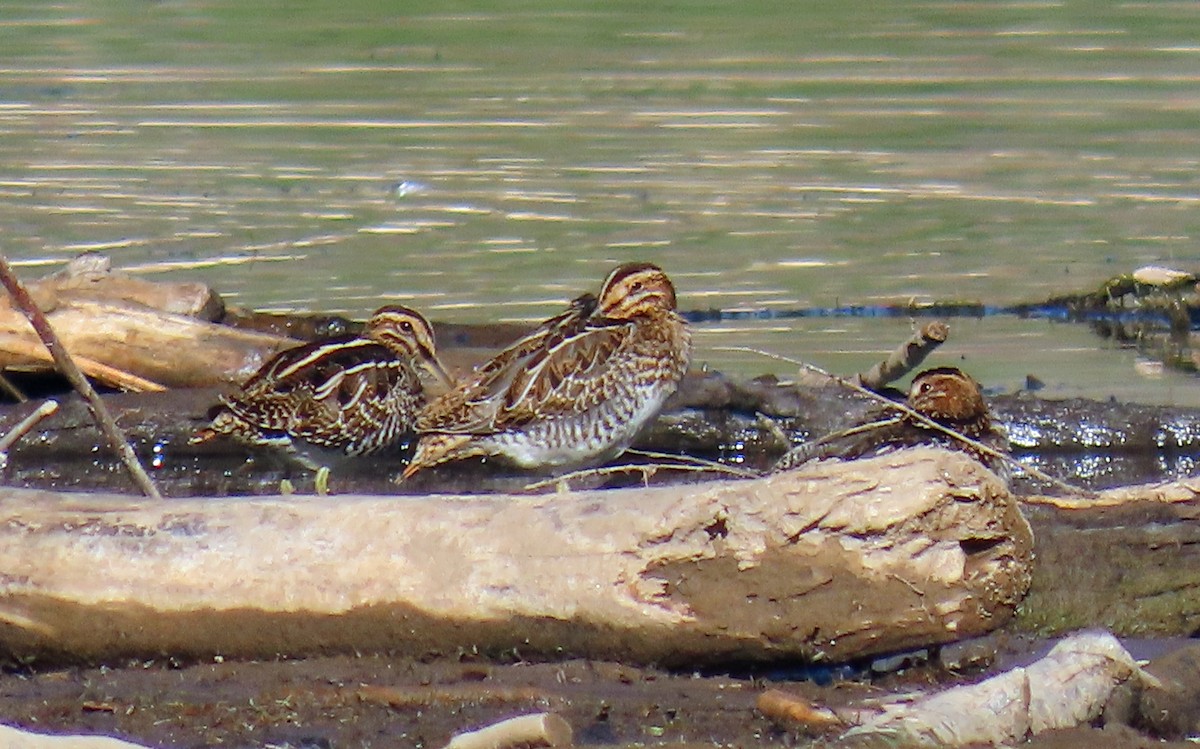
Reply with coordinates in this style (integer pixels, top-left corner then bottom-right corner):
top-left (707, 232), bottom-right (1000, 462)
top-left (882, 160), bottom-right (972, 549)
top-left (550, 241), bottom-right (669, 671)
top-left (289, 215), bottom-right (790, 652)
top-left (3, 1), bottom-right (1200, 403)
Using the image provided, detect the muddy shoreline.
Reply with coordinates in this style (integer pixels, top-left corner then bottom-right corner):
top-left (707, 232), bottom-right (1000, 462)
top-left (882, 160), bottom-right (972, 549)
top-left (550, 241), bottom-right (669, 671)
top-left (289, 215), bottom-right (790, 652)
top-left (1, 310), bottom-right (1199, 746)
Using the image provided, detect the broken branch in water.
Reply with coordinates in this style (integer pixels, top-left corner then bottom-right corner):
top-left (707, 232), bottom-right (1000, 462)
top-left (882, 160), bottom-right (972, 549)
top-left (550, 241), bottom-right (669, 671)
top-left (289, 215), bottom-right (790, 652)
top-left (855, 319), bottom-right (950, 390)
top-left (0, 254), bottom-right (162, 500)
top-left (715, 345), bottom-right (1095, 497)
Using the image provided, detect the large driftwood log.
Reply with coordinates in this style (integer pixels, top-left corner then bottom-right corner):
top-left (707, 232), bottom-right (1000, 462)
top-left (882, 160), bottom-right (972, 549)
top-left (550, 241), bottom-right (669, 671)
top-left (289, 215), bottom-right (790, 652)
top-left (0, 447), bottom-right (1031, 666)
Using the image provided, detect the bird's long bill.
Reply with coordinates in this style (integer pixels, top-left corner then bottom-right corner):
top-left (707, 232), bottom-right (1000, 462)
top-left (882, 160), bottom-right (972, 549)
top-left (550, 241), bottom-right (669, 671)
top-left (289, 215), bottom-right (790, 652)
top-left (423, 357), bottom-right (456, 394)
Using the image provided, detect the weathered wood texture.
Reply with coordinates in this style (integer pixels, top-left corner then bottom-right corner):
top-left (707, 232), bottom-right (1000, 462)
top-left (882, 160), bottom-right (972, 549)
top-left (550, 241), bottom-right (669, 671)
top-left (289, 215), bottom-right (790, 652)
top-left (0, 257), bottom-right (296, 389)
top-left (0, 724), bottom-right (152, 749)
top-left (0, 300), bottom-right (299, 390)
top-left (0, 448), bottom-right (1030, 666)
top-left (844, 631), bottom-right (1144, 747)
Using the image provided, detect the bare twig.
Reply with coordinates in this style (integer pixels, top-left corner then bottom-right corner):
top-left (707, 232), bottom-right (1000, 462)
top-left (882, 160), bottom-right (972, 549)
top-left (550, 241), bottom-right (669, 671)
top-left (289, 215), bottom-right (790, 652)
top-left (0, 372), bottom-right (26, 402)
top-left (520, 453), bottom-right (756, 494)
top-left (441, 712), bottom-right (573, 749)
top-left (0, 399), bottom-right (58, 455)
top-left (624, 448), bottom-right (760, 478)
top-left (0, 255), bottom-right (162, 499)
top-left (520, 464), bottom-right (657, 493)
top-left (855, 320), bottom-right (949, 390)
top-left (715, 345), bottom-right (1095, 497)
top-left (774, 415), bottom-right (904, 472)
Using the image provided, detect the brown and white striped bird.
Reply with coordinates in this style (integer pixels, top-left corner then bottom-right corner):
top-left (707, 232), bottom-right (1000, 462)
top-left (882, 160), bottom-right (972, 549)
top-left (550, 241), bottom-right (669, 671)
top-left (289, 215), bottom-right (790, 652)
top-left (192, 304), bottom-right (452, 470)
top-left (401, 262), bottom-right (691, 479)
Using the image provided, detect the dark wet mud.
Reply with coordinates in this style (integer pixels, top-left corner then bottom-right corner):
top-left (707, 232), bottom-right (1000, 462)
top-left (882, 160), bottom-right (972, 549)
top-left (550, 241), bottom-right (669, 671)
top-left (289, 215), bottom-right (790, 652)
top-left (4, 637), bottom-right (1199, 748)
top-left (3, 367), bottom-right (1199, 498)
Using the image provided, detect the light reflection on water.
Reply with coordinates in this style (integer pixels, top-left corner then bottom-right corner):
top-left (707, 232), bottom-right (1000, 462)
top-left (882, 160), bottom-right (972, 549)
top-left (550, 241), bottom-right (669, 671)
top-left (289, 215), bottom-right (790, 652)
top-left (3, 1), bottom-right (1200, 405)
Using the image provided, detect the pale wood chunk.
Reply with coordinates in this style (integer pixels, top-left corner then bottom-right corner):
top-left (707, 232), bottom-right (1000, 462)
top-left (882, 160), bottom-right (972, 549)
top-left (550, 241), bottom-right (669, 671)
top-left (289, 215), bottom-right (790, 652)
top-left (0, 447), bottom-right (1031, 666)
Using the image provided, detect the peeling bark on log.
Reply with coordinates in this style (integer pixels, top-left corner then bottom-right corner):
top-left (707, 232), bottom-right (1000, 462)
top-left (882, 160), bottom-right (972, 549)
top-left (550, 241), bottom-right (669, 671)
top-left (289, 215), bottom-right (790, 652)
top-left (841, 631), bottom-right (1145, 747)
top-left (0, 448), bottom-right (1031, 666)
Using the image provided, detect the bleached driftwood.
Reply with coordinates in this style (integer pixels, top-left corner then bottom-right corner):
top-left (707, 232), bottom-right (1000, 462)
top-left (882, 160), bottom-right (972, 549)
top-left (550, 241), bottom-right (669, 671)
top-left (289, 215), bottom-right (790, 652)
top-left (16, 252), bottom-right (223, 320)
top-left (0, 447), bottom-right (1031, 666)
top-left (0, 724), bottom-right (152, 749)
top-left (0, 300), bottom-right (296, 389)
top-left (839, 630), bottom-right (1147, 747)
top-left (442, 713), bottom-right (573, 749)
top-left (0, 255), bottom-right (295, 389)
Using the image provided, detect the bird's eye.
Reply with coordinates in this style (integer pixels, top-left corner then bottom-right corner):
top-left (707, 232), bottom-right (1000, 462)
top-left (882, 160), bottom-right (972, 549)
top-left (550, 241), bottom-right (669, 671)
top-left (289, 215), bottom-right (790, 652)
top-left (630, 281), bottom-right (644, 293)
top-left (401, 321), bottom-right (414, 332)
top-left (919, 382), bottom-right (932, 393)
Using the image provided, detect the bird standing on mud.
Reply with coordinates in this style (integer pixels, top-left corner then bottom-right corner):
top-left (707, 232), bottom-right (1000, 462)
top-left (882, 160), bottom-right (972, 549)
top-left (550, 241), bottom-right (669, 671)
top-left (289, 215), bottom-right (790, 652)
top-left (401, 262), bottom-right (691, 480)
top-left (192, 305), bottom-right (452, 482)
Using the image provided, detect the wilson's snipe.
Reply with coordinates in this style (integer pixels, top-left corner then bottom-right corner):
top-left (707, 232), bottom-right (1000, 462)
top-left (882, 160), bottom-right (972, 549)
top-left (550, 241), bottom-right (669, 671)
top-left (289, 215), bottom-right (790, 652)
top-left (401, 262), bottom-right (691, 479)
top-left (774, 366), bottom-right (1009, 477)
top-left (192, 305), bottom-right (452, 471)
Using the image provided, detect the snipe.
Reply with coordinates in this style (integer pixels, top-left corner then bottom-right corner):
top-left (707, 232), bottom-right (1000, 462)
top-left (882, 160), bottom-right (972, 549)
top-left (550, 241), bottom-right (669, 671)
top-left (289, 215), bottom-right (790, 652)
top-left (401, 262), bottom-right (691, 479)
top-left (192, 305), bottom-right (452, 471)
top-left (774, 366), bottom-right (1009, 478)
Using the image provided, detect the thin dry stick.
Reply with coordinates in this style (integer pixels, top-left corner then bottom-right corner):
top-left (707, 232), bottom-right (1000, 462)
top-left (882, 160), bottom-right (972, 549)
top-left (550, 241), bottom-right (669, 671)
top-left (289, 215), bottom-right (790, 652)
top-left (520, 449), bottom-right (761, 493)
top-left (715, 345), bottom-right (1095, 497)
top-left (855, 320), bottom-right (949, 390)
top-left (774, 416), bottom-right (905, 471)
top-left (625, 448), bottom-right (761, 478)
top-left (520, 463), bottom-right (657, 493)
top-left (0, 372), bottom-right (26, 402)
top-left (0, 255), bottom-right (162, 499)
top-left (0, 399), bottom-right (58, 455)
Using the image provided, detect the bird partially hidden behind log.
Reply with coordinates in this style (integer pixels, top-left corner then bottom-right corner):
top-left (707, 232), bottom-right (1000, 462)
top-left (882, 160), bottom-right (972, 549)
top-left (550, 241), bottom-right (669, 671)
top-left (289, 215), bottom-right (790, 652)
top-left (191, 305), bottom-right (453, 474)
top-left (774, 366), bottom-right (1010, 480)
top-left (401, 262), bottom-right (692, 480)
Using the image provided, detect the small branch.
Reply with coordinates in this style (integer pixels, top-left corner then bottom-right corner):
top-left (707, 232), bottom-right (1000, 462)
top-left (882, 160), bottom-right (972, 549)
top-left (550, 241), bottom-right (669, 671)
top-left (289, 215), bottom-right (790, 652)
top-left (716, 345), bottom-right (1095, 497)
top-left (441, 713), bottom-right (573, 749)
top-left (521, 452), bottom-right (758, 493)
top-left (624, 448), bottom-right (760, 478)
top-left (774, 416), bottom-right (904, 472)
top-left (0, 399), bottom-right (58, 455)
top-left (0, 372), bottom-right (26, 402)
top-left (0, 254), bottom-right (162, 499)
top-left (855, 320), bottom-right (949, 390)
